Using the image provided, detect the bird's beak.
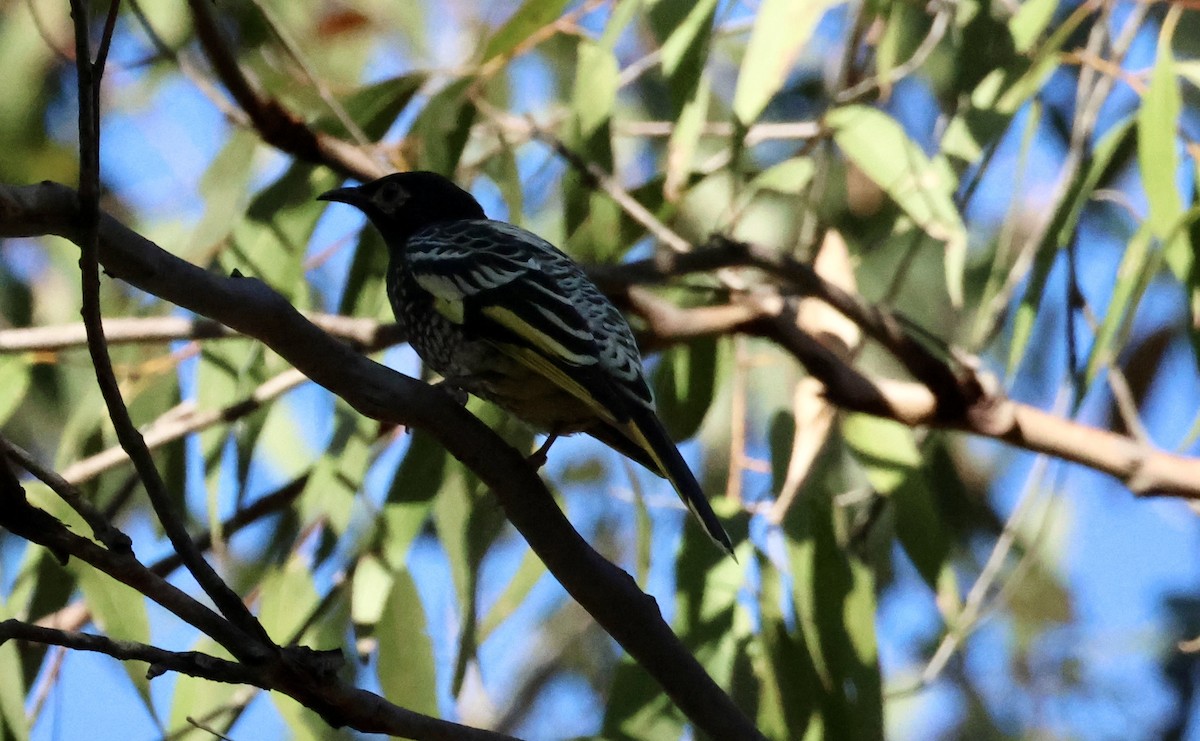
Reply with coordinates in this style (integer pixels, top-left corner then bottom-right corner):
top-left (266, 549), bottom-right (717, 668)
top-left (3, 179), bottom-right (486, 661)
top-left (317, 185), bottom-right (365, 206)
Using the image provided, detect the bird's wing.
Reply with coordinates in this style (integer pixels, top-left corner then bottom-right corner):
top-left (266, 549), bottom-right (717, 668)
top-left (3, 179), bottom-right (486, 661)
top-left (408, 221), bottom-right (733, 554)
top-left (406, 221), bottom-right (635, 425)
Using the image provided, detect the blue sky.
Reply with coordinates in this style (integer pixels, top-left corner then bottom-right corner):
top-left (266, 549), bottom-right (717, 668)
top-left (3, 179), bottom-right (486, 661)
top-left (8, 2), bottom-right (1200, 740)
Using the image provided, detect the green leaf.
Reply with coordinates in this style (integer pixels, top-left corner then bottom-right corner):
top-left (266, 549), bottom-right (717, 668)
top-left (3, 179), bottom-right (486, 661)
top-left (783, 477), bottom-right (882, 738)
top-left (0, 599), bottom-right (29, 741)
top-left (732, 0), bottom-right (835, 125)
top-left (0, 356), bottom-right (29, 426)
top-left (1175, 60), bottom-right (1200, 90)
top-left (1008, 118), bottom-right (1135, 375)
top-left (319, 73), bottom-right (426, 141)
top-left (338, 226), bottom-right (389, 317)
top-left (665, 72), bottom-right (711, 200)
top-left (231, 163), bottom-right (339, 307)
top-left (1083, 224), bottom-right (1157, 386)
top-left (481, 0), bottom-right (571, 62)
top-left (409, 78), bottom-right (477, 174)
top-left (753, 556), bottom-right (819, 739)
top-left (74, 566), bottom-right (155, 712)
top-left (1009, 0), bottom-right (1058, 53)
top-left (256, 396), bottom-right (319, 488)
top-left (478, 547), bottom-right (545, 640)
top-left (651, 335), bottom-right (718, 440)
top-left (574, 40), bottom-right (619, 138)
top-left (387, 429), bottom-right (447, 504)
top-left (271, 692), bottom-right (332, 741)
top-left (184, 129), bottom-right (258, 260)
top-left (376, 567), bottom-right (439, 716)
top-left (604, 498), bottom-right (749, 738)
top-left (197, 340), bottom-right (266, 509)
top-left (480, 145), bottom-right (524, 226)
top-left (259, 557), bottom-right (321, 643)
top-left (842, 414), bottom-right (948, 588)
top-left (648, 0), bottom-right (719, 110)
top-left (1138, 6), bottom-right (1184, 242)
top-left (828, 105), bottom-right (966, 305)
top-left (351, 554), bottom-right (394, 629)
top-left (301, 405), bottom-right (373, 534)
top-left (734, 156), bottom-right (816, 214)
top-left (168, 639), bottom-right (243, 741)
top-left (433, 457), bottom-right (506, 695)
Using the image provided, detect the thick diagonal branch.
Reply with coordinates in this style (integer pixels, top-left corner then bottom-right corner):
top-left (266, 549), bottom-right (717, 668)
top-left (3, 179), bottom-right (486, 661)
top-left (0, 180), bottom-right (764, 741)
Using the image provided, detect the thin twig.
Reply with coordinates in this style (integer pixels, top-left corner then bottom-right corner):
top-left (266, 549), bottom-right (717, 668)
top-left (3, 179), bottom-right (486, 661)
top-left (0, 619), bottom-right (265, 686)
top-left (0, 314), bottom-right (402, 353)
top-left (184, 0), bottom-right (384, 180)
top-left (36, 476), bottom-right (308, 633)
top-left (0, 435), bottom-right (130, 552)
top-left (0, 454), bottom-right (514, 740)
top-left (69, 0), bottom-right (273, 654)
top-left (919, 450), bottom-right (1053, 685)
top-left (835, 0), bottom-right (955, 103)
top-left (59, 368), bottom-right (307, 484)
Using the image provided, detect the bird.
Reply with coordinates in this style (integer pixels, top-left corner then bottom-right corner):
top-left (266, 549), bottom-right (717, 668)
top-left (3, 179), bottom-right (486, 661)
top-left (319, 171), bottom-right (733, 554)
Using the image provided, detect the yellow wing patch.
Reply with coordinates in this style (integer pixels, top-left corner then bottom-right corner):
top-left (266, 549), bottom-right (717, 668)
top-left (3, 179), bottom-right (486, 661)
top-left (491, 341), bottom-right (668, 481)
top-left (491, 342), bottom-right (616, 425)
top-left (483, 306), bottom-right (597, 367)
top-left (414, 273), bottom-right (466, 323)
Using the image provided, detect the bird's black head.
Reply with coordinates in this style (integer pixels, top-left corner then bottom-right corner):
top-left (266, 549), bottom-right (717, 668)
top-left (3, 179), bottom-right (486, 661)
top-left (318, 171), bottom-right (487, 242)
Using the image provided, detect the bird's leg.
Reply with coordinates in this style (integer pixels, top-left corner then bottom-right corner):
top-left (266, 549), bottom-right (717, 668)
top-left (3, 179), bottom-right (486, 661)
top-left (527, 430), bottom-right (561, 470)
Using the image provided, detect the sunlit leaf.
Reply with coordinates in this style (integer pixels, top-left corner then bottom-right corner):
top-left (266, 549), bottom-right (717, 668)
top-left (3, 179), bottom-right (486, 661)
top-left (74, 560), bottom-right (155, 712)
top-left (843, 414), bottom-right (948, 588)
top-left (259, 556), bottom-right (321, 643)
top-left (829, 105), bottom-right (966, 306)
top-left (651, 336), bottom-right (718, 441)
top-left (0, 356), bottom-right (29, 427)
top-left (1139, 6), bottom-right (1184, 243)
top-left (1083, 224), bottom-right (1156, 386)
top-left (479, 547), bottom-right (545, 640)
top-left (648, 0), bottom-right (718, 110)
top-left (408, 78), bottom-right (477, 174)
top-left (481, 0), bottom-right (571, 62)
top-left (732, 0), bottom-right (834, 125)
top-left (376, 567), bottom-right (439, 716)
top-left (1009, 0), bottom-right (1058, 53)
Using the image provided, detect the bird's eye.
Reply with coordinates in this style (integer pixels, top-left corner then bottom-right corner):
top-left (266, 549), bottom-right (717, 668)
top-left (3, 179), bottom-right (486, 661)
top-left (374, 181), bottom-right (409, 213)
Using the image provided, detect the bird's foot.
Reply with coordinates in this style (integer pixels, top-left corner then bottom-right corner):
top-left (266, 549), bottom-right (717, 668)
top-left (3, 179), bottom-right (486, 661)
top-left (527, 432), bottom-right (560, 470)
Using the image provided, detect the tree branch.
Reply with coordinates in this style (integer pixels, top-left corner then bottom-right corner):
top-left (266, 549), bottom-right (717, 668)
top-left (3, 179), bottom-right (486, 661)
top-left (0, 314), bottom-right (402, 353)
top-left (594, 237), bottom-right (1200, 499)
top-left (184, 0), bottom-right (385, 181)
top-left (68, 0), bottom-right (272, 655)
top-left (35, 476), bottom-right (308, 634)
top-left (0, 451), bottom-right (516, 741)
top-left (0, 434), bottom-right (130, 552)
top-left (0, 619), bottom-right (264, 686)
top-left (0, 180), bottom-right (764, 741)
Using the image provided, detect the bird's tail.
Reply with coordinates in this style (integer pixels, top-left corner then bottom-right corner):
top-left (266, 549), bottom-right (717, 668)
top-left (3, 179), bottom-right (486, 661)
top-left (617, 411), bottom-right (734, 555)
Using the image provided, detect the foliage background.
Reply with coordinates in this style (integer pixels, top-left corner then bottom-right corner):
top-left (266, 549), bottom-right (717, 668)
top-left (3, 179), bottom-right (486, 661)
top-left (2, 0), bottom-right (1200, 739)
